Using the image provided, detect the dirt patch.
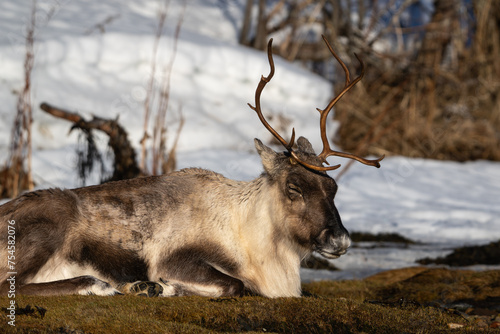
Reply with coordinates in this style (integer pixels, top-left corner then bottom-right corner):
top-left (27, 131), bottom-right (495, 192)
top-left (369, 268), bottom-right (500, 329)
top-left (367, 268), bottom-right (500, 303)
top-left (350, 231), bottom-right (416, 244)
top-left (417, 240), bottom-right (500, 266)
top-left (306, 267), bottom-right (500, 330)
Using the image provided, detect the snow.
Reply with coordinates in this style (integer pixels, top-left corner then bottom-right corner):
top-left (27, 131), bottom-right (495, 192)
top-left (1, 0), bottom-right (499, 281)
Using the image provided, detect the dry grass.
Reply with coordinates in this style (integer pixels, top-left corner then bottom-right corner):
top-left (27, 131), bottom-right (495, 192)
top-left (0, 1), bottom-right (36, 199)
top-left (333, 1), bottom-right (500, 163)
top-left (334, 73), bottom-right (500, 162)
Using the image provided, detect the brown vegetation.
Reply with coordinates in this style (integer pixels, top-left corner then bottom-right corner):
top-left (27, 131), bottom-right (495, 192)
top-left (140, 1), bottom-right (185, 176)
top-left (335, 0), bottom-right (500, 162)
top-left (0, 2), bottom-right (36, 199)
top-left (241, 0), bottom-right (500, 163)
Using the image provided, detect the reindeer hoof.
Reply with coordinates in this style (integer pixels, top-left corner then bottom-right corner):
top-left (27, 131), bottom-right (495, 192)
top-left (130, 281), bottom-right (163, 297)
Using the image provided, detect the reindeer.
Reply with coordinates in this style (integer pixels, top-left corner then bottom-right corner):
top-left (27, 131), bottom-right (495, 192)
top-left (0, 36), bottom-right (383, 298)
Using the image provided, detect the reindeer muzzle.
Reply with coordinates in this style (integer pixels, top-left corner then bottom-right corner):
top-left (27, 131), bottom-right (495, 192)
top-left (314, 230), bottom-right (351, 259)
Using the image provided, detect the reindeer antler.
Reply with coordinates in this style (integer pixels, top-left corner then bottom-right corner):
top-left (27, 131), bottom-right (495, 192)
top-left (247, 38), bottom-right (296, 151)
top-left (248, 36), bottom-right (384, 171)
top-left (315, 35), bottom-right (384, 169)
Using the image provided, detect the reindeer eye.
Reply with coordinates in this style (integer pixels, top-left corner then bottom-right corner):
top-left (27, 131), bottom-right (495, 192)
top-left (287, 183), bottom-right (303, 197)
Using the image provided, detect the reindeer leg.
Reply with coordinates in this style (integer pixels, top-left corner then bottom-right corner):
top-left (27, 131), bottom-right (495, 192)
top-left (117, 281), bottom-right (164, 297)
top-left (116, 278), bottom-right (241, 297)
top-left (5, 276), bottom-right (122, 296)
top-left (156, 245), bottom-right (247, 297)
top-left (151, 274), bottom-right (245, 298)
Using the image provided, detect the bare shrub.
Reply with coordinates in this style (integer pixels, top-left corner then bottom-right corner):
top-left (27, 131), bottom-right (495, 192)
top-left (1, 1), bottom-right (36, 199)
top-left (141, 1), bottom-right (186, 176)
top-left (334, 0), bottom-right (500, 162)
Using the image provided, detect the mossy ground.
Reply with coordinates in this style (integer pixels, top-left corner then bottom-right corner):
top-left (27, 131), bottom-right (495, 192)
top-left (1, 268), bottom-right (499, 333)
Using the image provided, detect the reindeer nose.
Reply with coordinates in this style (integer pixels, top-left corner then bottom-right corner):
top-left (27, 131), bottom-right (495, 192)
top-left (330, 234), bottom-right (351, 254)
top-left (315, 232), bottom-right (351, 259)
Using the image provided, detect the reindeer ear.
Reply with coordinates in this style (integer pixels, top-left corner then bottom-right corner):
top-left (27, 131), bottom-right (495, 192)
top-left (254, 138), bottom-right (280, 176)
top-left (296, 136), bottom-right (316, 155)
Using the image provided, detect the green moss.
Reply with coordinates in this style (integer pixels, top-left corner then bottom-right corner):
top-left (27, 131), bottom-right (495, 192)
top-left (0, 295), bottom-right (460, 333)
top-left (1, 269), bottom-right (498, 333)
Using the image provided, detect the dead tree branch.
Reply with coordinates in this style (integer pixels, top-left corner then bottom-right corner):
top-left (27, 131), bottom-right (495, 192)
top-left (40, 102), bottom-right (142, 182)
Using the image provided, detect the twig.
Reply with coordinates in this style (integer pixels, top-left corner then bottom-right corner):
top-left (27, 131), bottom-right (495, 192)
top-left (141, 2), bottom-right (168, 172)
top-left (151, 2), bottom-right (185, 175)
top-left (2, 0), bottom-right (37, 198)
top-left (84, 14), bottom-right (121, 35)
top-left (162, 106), bottom-right (185, 174)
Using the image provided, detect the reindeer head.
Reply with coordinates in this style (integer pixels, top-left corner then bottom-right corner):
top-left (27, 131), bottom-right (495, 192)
top-left (249, 36), bottom-right (384, 259)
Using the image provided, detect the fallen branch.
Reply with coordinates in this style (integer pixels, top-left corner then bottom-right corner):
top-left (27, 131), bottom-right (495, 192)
top-left (40, 102), bottom-right (142, 182)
